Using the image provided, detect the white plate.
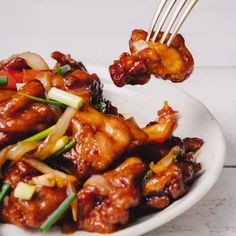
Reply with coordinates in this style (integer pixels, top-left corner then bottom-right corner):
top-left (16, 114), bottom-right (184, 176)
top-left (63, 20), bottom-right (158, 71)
top-left (1, 65), bottom-right (226, 236)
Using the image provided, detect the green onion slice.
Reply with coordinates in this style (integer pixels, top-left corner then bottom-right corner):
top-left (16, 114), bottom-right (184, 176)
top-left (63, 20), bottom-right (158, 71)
top-left (0, 183), bottom-right (11, 206)
top-left (0, 76), bottom-right (8, 86)
top-left (48, 87), bottom-right (83, 109)
top-left (19, 125), bottom-right (55, 143)
top-left (57, 64), bottom-right (71, 75)
top-left (93, 101), bottom-right (106, 113)
top-left (19, 93), bottom-right (66, 108)
top-left (50, 140), bottom-right (76, 158)
top-left (40, 193), bottom-right (76, 232)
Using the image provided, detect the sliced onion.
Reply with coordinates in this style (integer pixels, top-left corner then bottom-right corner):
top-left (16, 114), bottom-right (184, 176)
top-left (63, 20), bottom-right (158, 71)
top-left (17, 52), bottom-right (49, 70)
top-left (150, 146), bottom-right (181, 174)
top-left (132, 40), bottom-right (149, 53)
top-left (0, 145), bottom-right (14, 168)
top-left (36, 72), bottom-right (53, 92)
top-left (16, 83), bottom-right (25, 91)
top-left (22, 157), bottom-right (76, 182)
top-left (34, 106), bottom-right (76, 160)
top-left (32, 174), bottom-right (56, 187)
top-left (8, 142), bottom-right (40, 162)
top-left (84, 175), bottom-right (113, 195)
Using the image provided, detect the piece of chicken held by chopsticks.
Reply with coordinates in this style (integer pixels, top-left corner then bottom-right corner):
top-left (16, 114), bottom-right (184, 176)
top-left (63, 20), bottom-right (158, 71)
top-left (109, 29), bottom-right (194, 87)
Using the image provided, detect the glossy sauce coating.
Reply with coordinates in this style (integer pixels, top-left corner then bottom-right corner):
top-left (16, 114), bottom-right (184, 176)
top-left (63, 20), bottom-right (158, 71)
top-left (77, 157), bottom-right (146, 233)
top-left (109, 29), bottom-right (194, 87)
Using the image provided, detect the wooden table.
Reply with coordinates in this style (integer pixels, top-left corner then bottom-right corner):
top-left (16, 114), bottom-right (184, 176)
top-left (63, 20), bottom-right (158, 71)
top-left (0, 0), bottom-right (235, 235)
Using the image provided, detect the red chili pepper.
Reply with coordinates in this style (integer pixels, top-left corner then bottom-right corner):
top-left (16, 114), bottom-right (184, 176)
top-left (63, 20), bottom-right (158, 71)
top-left (0, 71), bottom-right (22, 90)
top-left (22, 69), bottom-right (46, 83)
top-left (0, 70), bottom-right (46, 90)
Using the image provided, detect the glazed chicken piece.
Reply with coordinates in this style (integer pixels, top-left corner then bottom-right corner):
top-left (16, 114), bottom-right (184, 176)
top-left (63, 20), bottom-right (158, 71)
top-left (51, 51), bottom-right (117, 114)
top-left (51, 51), bottom-right (87, 72)
top-left (142, 137), bottom-right (203, 210)
top-left (0, 161), bottom-right (67, 228)
top-left (63, 106), bottom-right (147, 181)
top-left (77, 157), bottom-right (146, 233)
top-left (109, 29), bottom-right (194, 87)
top-left (0, 57), bottom-right (30, 71)
top-left (0, 80), bottom-right (54, 148)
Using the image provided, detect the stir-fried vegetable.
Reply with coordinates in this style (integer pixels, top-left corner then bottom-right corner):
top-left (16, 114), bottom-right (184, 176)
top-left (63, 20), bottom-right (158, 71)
top-left (16, 83), bottom-right (25, 90)
top-left (84, 175), bottom-right (112, 195)
top-left (0, 183), bottom-right (11, 206)
top-left (22, 157), bottom-right (76, 183)
top-left (16, 52), bottom-right (49, 70)
top-left (57, 64), bottom-right (71, 75)
top-left (20, 93), bottom-right (66, 108)
top-left (0, 146), bottom-right (14, 168)
top-left (67, 181), bottom-right (78, 222)
top-left (32, 174), bottom-right (57, 187)
top-left (40, 193), bottom-right (76, 232)
top-left (149, 146), bottom-right (181, 174)
top-left (0, 70), bottom-right (46, 90)
top-left (8, 142), bottom-right (40, 163)
top-left (51, 136), bottom-right (70, 154)
top-left (14, 182), bottom-right (36, 200)
top-left (0, 76), bottom-right (8, 86)
top-left (20, 125), bottom-right (55, 143)
top-left (0, 71), bottom-right (22, 90)
top-left (143, 101), bottom-right (177, 143)
top-left (34, 107), bottom-right (76, 160)
top-left (50, 140), bottom-right (76, 158)
top-left (48, 87), bottom-right (83, 109)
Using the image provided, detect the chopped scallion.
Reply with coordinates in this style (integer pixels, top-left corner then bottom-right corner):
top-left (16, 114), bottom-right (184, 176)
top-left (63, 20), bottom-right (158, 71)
top-left (40, 193), bottom-right (76, 232)
top-left (48, 87), bottom-right (83, 109)
top-left (14, 182), bottom-right (36, 200)
top-left (51, 136), bottom-right (70, 154)
top-left (19, 125), bottom-right (55, 143)
top-left (93, 101), bottom-right (106, 113)
top-left (0, 76), bottom-right (8, 86)
top-left (19, 93), bottom-right (66, 108)
top-left (0, 183), bottom-right (11, 206)
top-left (57, 64), bottom-right (71, 75)
top-left (50, 140), bottom-right (76, 158)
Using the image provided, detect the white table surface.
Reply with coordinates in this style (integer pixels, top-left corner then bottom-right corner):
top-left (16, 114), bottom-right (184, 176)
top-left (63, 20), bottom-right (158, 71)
top-left (1, 0), bottom-right (236, 235)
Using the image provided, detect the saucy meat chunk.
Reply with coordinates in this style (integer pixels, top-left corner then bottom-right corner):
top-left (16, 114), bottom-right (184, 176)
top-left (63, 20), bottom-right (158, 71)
top-left (109, 29), bottom-right (194, 87)
top-left (142, 137), bottom-right (203, 210)
top-left (77, 157), bottom-right (146, 233)
top-left (63, 106), bottom-right (147, 180)
top-left (0, 81), bottom-right (54, 148)
top-left (0, 161), bottom-right (67, 228)
top-left (0, 57), bottom-right (30, 71)
top-left (51, 51), bottom-right (116, 114)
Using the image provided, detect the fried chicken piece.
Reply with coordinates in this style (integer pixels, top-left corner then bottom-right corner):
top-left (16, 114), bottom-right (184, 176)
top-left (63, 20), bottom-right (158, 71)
top-left (63, 106), bottom-right (147, 180)
top-left (0, 161), bottom-right (67, 228)
top-left (50, 51), bottom-right (117, 114)
top-left (109, 29), bottom-right (194, 87)
top-left (77, 157), bottom-right (146, 233)
top-left (0, 80), bottom-right (54, 148)
top-left (142, 137), bottom-right (203, 210)
top-left (51, 51), bottom-right (87, 72)
top-left (0, 57), bottom-right (30, 71)
top-left (50, 51), bottom-right (102, 104)
top-left (0, 90), bottom-right (15, 102)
